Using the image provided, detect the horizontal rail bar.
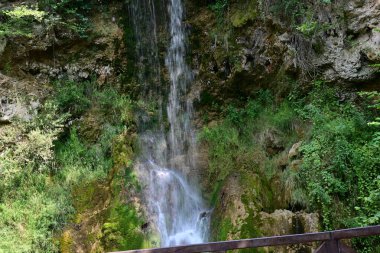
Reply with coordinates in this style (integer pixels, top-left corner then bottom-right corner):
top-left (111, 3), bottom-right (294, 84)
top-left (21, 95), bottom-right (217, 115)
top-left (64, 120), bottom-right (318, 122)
top-left (333, 225), bottom-right (380, 239)
top-left (110, 225), bottom-right (380, 253)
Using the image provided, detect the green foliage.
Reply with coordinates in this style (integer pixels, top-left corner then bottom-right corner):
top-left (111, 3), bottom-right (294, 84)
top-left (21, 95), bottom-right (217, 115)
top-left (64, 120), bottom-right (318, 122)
top-left (296, 21), bottom-right (317, 37)
top-left (369, 63), bottom-right (380, 70)
top-left (230, 1), bottom-right (258, 28)
top-left (294, 7), bottom-right (334, 38)
top-left (53, 80), bottom-right (91, 116)
top-left (38, 0), bottom-right (94, 37)
top-left (200, 96), bottom-right (263, 183)
top-left (355, 176), bottom-right (380, 225)
top-left (210, 0), bottom-right (229, 23)
top-left (270, 0), bottom-right (333, 39)
top-left (0, 101), bottom-right (70, 252)
top-left (55, 128), bottom-right (111, 183)
top-left (205, 84), bottom-right (379, 251)
top-left (95, 88), bottom-right (134, 125)
top-left (345, 34), bottom-right (361, 49)
top-left (200, 123), bottom-right (240, 182)
top-left (354, 91), bottom-right (380, 236)
top-left (39, 0), bottom-right (93, 15)
top-left (297, 84), bottom-right (380, 251)
top-left (53, 80), bottom-right (134, 125)
top-left (102, 200), bottom-right (145, 251)
top-left (4, 6), bottom-right (45, 21)
top-left (200, 90), bottom-right (298, 203)
top-left (359, 91), bottom-right (380, 140)
top-left (0, 5), bottom-right (46, 38)
top-left (270, 0), bottom-right (306, 24)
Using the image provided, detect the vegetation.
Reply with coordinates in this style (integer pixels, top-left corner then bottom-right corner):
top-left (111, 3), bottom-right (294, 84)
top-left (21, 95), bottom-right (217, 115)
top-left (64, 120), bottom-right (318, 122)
top-left (0, 102), bottom-right (69, 252)
top-left (0, 78), bottom-right (145, 252)
top-left (201, 90), bottom-right (296, 189)
top-left (201, 83), bottom-right (380, 252)
top-left (38, 0), bottom-right (94, 36)
top-left (297, 84), bottom-right (380, 252)
top-left (0, 5), bottom-right (46, 37)
top-left (209, 0), bottom-right (229, 22)
top-left (0, 1), bottom-right (99, 39)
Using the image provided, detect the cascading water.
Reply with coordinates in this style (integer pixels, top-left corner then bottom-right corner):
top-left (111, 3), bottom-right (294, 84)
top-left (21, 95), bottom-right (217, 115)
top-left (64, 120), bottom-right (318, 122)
top-left (129, 0), bottom-right (210, 247)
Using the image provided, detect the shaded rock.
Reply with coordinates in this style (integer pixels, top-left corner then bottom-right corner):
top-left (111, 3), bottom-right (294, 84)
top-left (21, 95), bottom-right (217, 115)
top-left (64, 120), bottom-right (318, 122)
top-left (0, 37), bottom-right (6, 57)
top-left (279, 32), bottom-right (291, 43)
top-left (288, 141), bottom-right (303, 159)
top-left (259, 128), bottom-right (284, 156)
top-left (289, 159), bottom-right (303, 171)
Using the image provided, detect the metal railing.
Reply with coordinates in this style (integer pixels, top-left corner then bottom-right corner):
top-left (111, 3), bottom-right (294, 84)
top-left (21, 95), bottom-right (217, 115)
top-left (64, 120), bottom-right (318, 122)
top-left (110, 225), bottom-right (380, 253)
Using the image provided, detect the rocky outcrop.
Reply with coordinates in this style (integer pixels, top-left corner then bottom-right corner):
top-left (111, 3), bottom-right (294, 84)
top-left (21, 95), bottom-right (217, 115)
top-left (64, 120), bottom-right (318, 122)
top-left (0, 3), bottom-right (126, 123)
top-left (315, 0), bottom-right (380, 82)
top-left (0, 73), bottom-right (42, 123)
top-left (186, 0), bottom-right (380, 105)
top-left (0, 4), bottom-right (125, 84)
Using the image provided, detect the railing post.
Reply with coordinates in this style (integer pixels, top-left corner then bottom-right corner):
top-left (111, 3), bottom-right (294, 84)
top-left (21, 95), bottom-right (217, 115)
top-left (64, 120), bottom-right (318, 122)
top-left (315, 232), bottom-right (340, 253)
top-left (325, 239), bottom-right (339, 253)
top-left (339, 242), bottom-right (357, 253)
top-left (315, 240), bottom-right (339, 253)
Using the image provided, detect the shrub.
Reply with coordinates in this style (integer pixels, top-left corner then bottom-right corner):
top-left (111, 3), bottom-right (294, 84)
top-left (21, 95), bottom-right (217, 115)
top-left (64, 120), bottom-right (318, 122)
top-left (0, 100), bottom-right (70, 253)
top-left (0, 80), bottom-right (134, 252)
top-left (200, 90), bottom-right (299, 203)
top-left (38, 0), bottom-right (93, 36)
top-left (53, 80), bottom-right (91, 116)
top-left (297, 85), bottom-right (380, 251)
top-left (0, 5), bottom-right (46, 38)
top-left (209, 0), bottom-right (229, 23)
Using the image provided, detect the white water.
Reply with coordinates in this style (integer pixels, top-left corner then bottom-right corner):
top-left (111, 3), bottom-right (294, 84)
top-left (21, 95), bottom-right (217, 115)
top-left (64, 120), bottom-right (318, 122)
top-left (143, 161), bottom-right (209, 246)
top-left (130, 0), bottom-right (210, 247)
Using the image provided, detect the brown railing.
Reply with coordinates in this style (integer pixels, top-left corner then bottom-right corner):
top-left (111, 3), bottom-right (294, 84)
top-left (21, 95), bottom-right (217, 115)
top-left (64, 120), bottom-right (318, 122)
top-left (110, 225), bottom-right (380, 253)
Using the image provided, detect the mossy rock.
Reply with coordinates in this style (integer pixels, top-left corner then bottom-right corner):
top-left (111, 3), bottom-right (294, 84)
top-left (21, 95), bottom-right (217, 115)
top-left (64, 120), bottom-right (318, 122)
top-left (230, 0), bottom-right (259, 28)
top-left (102, 198), bottom-right (156, 251)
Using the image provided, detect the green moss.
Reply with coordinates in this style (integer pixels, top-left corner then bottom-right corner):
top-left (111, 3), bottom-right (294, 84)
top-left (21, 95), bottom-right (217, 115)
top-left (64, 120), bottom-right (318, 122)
top-left (238, 193), bottom-right (266, 253)
top-left (230, 1), bottom-right (258, 28)
top-left (209, 180), bottom-right (224, 207)
top-left (218, 218), bottom-right (234, 241)
top-left (102, 199), bottom-right (145, 251)
top-left (72, 182), bottom-right (108, 223)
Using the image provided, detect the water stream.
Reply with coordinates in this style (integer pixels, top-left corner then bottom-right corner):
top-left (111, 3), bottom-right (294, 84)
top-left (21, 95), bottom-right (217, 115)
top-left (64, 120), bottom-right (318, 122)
top-left (129, 0), bottom-right (210, 247)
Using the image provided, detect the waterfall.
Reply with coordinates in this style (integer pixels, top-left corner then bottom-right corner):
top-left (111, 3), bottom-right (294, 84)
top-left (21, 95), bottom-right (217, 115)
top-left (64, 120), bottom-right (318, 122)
top-left (129, 0), bottom-right (210, 248)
